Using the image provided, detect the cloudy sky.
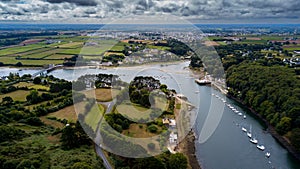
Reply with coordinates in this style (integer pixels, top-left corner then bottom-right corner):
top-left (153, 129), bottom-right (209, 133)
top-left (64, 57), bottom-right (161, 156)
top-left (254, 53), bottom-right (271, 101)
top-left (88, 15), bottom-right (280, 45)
top-left (0, 0), bottom-right (299, 23)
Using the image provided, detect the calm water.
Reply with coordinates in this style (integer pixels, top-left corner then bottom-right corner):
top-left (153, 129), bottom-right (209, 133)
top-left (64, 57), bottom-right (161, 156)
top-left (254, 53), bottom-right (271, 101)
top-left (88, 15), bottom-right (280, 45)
top-left (1, 62), bottom-right (299, 169)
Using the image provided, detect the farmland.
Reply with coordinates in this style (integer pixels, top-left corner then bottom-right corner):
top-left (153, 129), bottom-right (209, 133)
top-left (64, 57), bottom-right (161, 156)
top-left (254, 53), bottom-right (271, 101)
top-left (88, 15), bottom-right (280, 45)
top-left (0, 90), bottom-right (31, 101)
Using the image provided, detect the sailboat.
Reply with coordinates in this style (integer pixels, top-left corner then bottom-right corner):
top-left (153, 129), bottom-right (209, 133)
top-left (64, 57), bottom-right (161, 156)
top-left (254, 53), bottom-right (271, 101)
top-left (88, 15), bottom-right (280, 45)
top-left (242, 127), bottom-right (247, 132)
top-left (265, 152), bottom-right (271, 158)
top-left (250, 137), bottom-right (258, 144)
top-left (247, 125), bottom-right (252, 138)
top-left (257, 144), bottom-right (265, 151)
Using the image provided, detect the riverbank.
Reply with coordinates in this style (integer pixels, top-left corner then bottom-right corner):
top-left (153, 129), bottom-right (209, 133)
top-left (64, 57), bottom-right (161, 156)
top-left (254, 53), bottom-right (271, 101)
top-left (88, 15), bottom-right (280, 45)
top-left (177, 130), bottom-right (202, 169)
top-left (227, 94), bottom-right (300, 161)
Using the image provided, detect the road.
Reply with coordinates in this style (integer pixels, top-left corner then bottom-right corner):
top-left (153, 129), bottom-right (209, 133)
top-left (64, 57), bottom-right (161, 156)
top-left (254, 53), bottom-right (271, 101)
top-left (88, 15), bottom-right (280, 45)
top-left (95, 143), bottom-right (113, 169)
top-left (94, 99), bottom-right (116, 169)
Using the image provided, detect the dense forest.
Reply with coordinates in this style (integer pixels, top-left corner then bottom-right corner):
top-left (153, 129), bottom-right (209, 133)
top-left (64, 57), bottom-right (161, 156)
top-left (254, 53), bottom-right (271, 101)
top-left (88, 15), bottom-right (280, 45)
top-left (226, 62), bottom-right (300, 151)
top-left (0, 74), bottom-right (103, 169)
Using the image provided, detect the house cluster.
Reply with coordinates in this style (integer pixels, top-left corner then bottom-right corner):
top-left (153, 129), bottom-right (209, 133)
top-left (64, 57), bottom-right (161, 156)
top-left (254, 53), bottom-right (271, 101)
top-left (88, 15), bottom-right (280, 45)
top-left (283, 57), bottom-right (300, 66)
top-left (124, 48), bottom-right (177, 64)
top-left (162, 118), bottom-right (178, 145)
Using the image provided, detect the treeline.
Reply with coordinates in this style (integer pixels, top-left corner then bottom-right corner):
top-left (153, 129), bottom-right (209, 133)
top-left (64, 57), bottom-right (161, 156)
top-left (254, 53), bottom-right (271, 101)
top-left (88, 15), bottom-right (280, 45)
top-left (129, 76), bottom-right (161, 108)
top-left (110, 152), bottom-right (188, 169)
top-left (226, 62), bottom-right (300, 151)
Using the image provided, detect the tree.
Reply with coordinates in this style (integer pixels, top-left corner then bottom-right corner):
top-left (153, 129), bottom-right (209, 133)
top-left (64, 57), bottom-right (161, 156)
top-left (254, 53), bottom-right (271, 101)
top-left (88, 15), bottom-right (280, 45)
top-left (15, 62), bottom-right (23, 67)
top-left (71, 162), bottom-right (92, 169)
top-left (2, 96), bottom-right (13, 105)
top-left (147, 125), bottom-right (158, 133)
top-left (290, 128), bottom-right (300, 152)
top-left (33, 77), bottom-right (41, 84)
top-left (167, 153), bottom-right (188, 169)
top-left (26, 90), bottom-right (40, 104)
top-left (276, 117), bottom-right (292, 135)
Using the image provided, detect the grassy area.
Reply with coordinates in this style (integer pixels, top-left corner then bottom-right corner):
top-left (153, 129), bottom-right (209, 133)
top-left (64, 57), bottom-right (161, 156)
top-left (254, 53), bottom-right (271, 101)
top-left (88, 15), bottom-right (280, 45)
top-left (45, 54), bottom-right (74, 59)
top-left (116, 102), bottom-right (151, 120)
top-left (23, 48), bottom-right (63, 59)
top-left (0, 56), bottom-right (64, 65)
top-left (84, 104), bottom-right (105, 131)
top-left (82, 88), bottom-right (120, 102)
top-left (122, 124), bottom-right (160, 138)
top-left (283, 45), bottom-right (300, 51)
top-left (46, 103), bottom-right (84, 122)
top-left (14, 82), bottom-right (50, 90)
top-left (0, 90), bottom-right (31, 101)
top-left (146, 45), bottom-right (170, 50)
top-left (104, 52), bottom-right (125, 56)
top-left (58, 42), bottom-right (83, 48)
top-left (0, 43), bottom-right (44, 56)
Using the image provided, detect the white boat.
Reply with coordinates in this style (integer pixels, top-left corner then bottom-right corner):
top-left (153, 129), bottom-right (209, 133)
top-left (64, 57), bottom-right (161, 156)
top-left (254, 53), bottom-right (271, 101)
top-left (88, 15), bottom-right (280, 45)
top-left (265, 152), bottom-right (271, 158)
top-left (247, 125), bottom-right (252, 138)
top-left (257, 145), bottom-right (265, 151)
top-left (242, 127), bottom-right (247, 132)
top-left (247, 132), bottom-right (252, 138)
top-left (250, 138), bottom-right (258, 144)
top-left (243, 115), bottom-right (247, 119)
top-left (238, 112), bottom-right (243, 116)
top-left (195, 91), bottom-right (200, 93)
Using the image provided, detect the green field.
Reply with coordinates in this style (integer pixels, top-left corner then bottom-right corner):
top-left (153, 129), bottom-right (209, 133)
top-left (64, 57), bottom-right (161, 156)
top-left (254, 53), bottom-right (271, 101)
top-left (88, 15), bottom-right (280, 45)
top-left (45, 54), bottom-right (74, 59)
top-left (146, 45), bottom-right (170, 50)
top-left (84, 104), bottom-right (105, 131)
top-left (0, 56), bottom-right (64, 65)
top-left (23, 48), bottom-right (63, 59)
top-left (0, 90), bottom-right (31, 101)
top-left (116, 102), bottom-right (151, 120)
top-left (283, 45), bottom-right (300, 51)
top-left (14, 82), bottom-right (50, 90)
top-left (58, 42), bottom-right (83, 48)
top-left (0, 43), bottom-right (45, 56)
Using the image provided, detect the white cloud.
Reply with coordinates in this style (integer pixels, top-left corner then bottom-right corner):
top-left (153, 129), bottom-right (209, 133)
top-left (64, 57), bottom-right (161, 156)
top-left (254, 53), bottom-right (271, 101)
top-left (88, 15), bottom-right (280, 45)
top-left (0, 0), bottom-right (298, 23)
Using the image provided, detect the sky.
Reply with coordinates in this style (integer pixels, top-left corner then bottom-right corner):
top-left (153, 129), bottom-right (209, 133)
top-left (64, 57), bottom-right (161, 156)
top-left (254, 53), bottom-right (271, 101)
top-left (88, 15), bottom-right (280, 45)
top-left (0, 0), bottom-right (299, 23)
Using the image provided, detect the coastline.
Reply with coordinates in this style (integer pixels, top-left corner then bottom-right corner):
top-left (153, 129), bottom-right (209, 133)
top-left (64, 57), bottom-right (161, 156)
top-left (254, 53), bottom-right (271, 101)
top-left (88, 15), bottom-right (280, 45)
top-left (227, 94), bottom-right (300, 161)
top-left (177, 130), bottom-right (202, 169)
top-left (209, 77), bottom-right (300, 161)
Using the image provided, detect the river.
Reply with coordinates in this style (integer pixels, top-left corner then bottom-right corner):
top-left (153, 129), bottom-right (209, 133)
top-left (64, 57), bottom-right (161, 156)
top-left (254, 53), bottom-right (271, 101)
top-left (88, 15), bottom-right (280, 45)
top-left (1, 62), bottom-right (299, 169)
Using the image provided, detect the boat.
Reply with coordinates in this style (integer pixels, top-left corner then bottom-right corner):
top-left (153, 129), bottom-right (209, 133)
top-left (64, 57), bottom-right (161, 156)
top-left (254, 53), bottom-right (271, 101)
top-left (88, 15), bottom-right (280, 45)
top-left (242, 127), bottom-right (247, 132)
top-left (257, 145), bottom-right (265, 151)
top-left (195, 91), bottom-right (200, 93)
top-left (247, 132), bottom-right (252, 138)
top-left (265, 152), bottom-right (271, 158)
top-left (247, 125), bottom-right (252, 138)
top-left (243, 115), bottom-right (247, 119)
top-left (195, 79), bottom-right (211, 85)
top-left (238, 112), bottom-right (243, 116)
top-left (250, 138), bottom-right (258, 144)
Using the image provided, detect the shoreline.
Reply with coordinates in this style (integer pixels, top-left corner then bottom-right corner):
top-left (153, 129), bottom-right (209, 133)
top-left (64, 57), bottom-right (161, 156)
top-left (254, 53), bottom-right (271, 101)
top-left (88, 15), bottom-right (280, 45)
top-left (227, 94), bottom-right (300, 161)
top-left (210, 78), bottom-right (300, 161)
top-left (177, 130), bottom-right (202, 169)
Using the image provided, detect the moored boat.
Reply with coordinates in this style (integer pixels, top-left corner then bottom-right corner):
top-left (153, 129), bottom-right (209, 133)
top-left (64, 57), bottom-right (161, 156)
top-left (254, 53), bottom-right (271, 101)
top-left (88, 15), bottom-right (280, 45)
top-left (250, 138), bottom-right (258, 144)
top-left (257, 145), bottom-right (265, 151)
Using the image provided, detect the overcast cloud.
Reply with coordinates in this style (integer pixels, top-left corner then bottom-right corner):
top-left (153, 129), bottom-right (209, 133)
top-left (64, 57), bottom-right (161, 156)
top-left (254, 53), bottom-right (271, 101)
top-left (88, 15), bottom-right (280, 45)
top-left (0, 0), bottom-right (299, 23)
